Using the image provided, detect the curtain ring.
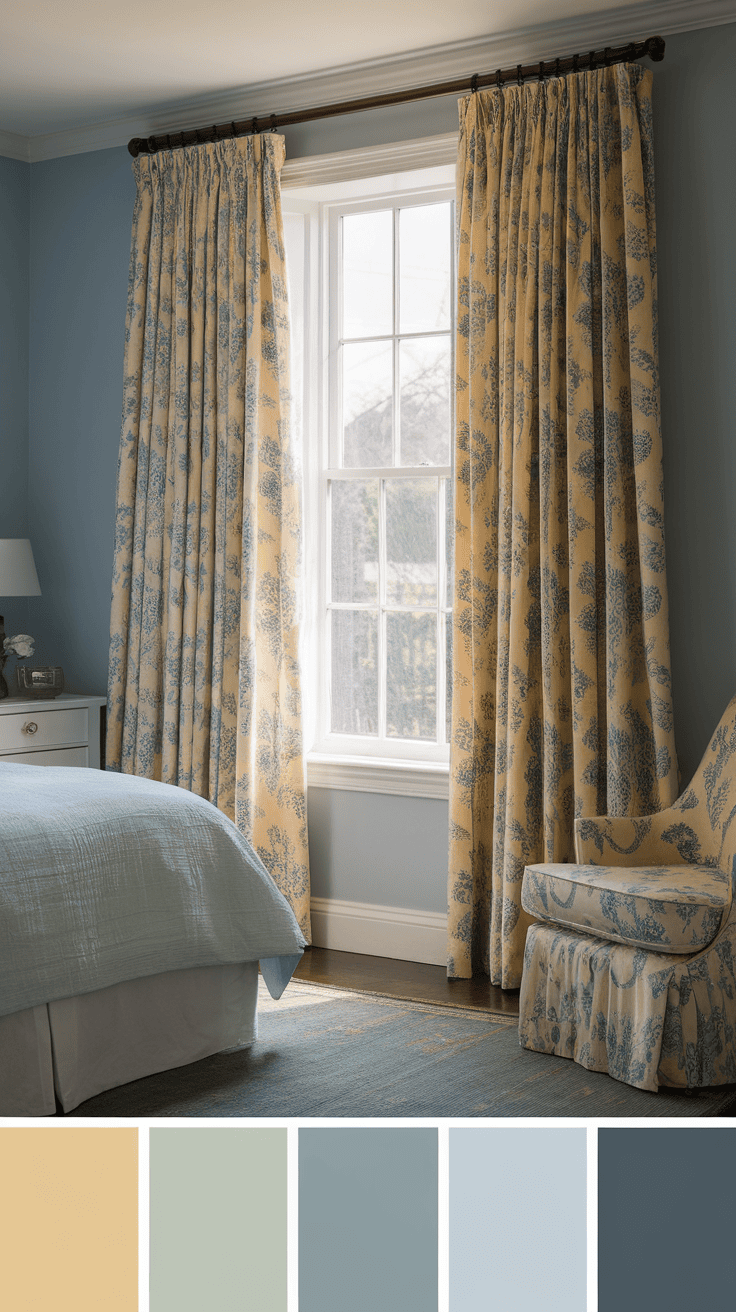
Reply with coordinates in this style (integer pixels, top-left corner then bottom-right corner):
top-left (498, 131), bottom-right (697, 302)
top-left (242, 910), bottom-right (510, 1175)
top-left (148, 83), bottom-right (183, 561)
top-left (147, 135), bottom-right (158, 154)
top-left (230, 121), bottom-right (238, 139)
top-left (538, 60), bottom-right (544, 84)
top-left (496, 68), bottom-right (503, 89)
top-left (555, 57), bottom-right (560, 78)
top-left (604, 46), bottom-right (612, 67)
top-left (211, 124), bottom-right (219, 141)
top-left (589, 50), bottom-right (596, 70)
top-left (270, 114), bottom-right (277, 133)
top-left (627, 41), bottom-right (636, 62)
top-left (470, 72), bottom-right (479, 94)
top-left (517, 63), bottom-right (523, 86)
top-left (573, 53), bottom-right (579, 73)
top-left (251, 116), bottom-right (258, 135)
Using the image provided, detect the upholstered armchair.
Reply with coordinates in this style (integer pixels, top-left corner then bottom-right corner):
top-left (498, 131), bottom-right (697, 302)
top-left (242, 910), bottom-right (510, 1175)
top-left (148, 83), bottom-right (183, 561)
top-left (518, 695), bottom-right (736, 1091)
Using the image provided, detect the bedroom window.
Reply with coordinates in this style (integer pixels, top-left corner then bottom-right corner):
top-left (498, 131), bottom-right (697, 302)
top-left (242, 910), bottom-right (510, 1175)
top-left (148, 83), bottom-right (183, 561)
top-left (283, 155), bottom-right (455, 790)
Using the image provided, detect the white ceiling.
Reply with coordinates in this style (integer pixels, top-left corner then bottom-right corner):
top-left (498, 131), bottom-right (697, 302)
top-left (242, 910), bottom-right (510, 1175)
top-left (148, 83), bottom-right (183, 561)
top-left (0, 0), bottom-right (679, 135)
top-left (0, 0), bottom-right (731, 156)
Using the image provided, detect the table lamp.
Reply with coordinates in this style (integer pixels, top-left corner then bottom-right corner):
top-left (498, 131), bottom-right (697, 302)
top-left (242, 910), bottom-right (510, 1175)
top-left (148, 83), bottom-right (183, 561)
top-left (0, 539), bottom-right (42, 699)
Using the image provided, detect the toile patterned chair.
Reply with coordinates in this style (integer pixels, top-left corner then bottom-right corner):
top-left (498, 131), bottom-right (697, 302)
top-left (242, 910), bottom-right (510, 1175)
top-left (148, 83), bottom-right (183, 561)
top-left (518, 695), bottom-right (736, 1091)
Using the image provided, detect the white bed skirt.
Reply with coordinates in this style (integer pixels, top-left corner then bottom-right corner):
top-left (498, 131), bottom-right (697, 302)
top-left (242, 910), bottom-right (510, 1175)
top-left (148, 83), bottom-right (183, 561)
top-left (0, 961), bottom-right (260, 1116)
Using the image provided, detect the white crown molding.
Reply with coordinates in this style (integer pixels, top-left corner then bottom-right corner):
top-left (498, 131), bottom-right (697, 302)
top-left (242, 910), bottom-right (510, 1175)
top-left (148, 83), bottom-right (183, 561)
top-left (281, 132), bottom-right (457, 188)
top-left (5, 0), bottom-right (736, 163)
top-left (309, 896), bottom-right (448, 966)
top-left (307, 754), bottom-right (450, 799)
top-left (0, 129), bottom-right (30, 163)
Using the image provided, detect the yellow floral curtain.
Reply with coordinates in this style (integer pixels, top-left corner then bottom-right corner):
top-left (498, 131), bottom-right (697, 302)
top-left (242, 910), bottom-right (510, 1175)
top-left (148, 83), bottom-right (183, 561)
top-left (448, 64), bottom-right (677, 987)
top-left (107, 135), bottom-right (310, 938)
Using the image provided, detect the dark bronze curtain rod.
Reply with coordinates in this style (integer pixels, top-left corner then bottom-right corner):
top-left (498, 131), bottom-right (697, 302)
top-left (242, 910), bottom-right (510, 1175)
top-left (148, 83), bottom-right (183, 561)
top-left (128, 34), bottom-right (665, 158)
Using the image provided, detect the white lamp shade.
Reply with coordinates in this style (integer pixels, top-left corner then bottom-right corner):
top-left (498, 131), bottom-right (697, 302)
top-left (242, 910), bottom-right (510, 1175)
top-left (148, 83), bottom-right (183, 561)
top-left (0, 539), bottom-right (41, 596)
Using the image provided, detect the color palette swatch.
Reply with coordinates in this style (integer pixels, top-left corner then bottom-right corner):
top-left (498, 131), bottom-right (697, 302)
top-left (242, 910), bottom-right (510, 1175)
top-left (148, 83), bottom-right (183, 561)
top-left (1, 1122), bottom-right (731, 1311)
top-left (0, 1127), bottom-right (137, 1312)
top-left (450, 1128), bottom-right (587, 1311)
top-left (149, 1128), bottom-right (287, 1312)
top-left (299, 1128), bottom-right (438, 1312)
top-left (598, 1128), bottom-right (734, 1311)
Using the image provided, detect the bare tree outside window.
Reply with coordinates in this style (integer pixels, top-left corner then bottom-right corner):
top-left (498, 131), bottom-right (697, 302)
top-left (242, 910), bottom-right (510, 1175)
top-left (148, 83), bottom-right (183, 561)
top-left (327, 199), bottom-right (454, 749)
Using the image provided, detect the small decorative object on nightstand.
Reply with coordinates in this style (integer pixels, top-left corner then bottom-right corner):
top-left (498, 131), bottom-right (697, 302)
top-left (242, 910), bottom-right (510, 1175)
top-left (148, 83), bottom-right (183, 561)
top-left (0, 540), bottom-right (42, 700)
top-left (16, 665), bottom-right (65, 699)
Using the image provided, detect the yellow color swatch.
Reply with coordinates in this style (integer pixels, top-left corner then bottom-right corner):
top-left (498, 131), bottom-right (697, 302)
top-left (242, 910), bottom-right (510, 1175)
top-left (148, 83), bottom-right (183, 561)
top-left (0, 1128), bottom-right (137, 1311)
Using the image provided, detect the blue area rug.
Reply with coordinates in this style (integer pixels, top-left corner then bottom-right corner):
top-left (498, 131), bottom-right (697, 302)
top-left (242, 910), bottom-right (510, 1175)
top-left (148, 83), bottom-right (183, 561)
top-left (69, 981), bottom-right (736, 1118)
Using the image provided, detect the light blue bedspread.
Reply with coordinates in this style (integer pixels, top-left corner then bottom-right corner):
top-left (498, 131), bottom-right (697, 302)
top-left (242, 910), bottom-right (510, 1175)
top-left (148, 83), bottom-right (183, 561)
top-left (0, 763), bottom-right (306, 1018)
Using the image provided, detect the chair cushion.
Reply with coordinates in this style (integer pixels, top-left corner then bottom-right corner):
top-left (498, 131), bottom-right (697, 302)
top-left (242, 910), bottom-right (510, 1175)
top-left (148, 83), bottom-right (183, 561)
top-left (521, 863), bottom-right (731, 954)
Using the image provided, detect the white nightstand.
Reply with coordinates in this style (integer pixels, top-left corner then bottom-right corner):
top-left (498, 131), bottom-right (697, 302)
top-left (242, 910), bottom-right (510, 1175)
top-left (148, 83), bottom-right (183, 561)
top-left (0, 693), bottom-right (107, 768)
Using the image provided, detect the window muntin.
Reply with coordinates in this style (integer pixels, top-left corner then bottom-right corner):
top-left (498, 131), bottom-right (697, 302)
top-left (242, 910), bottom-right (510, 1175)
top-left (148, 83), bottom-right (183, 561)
top-left (324, 191), bottom-right (454, 760)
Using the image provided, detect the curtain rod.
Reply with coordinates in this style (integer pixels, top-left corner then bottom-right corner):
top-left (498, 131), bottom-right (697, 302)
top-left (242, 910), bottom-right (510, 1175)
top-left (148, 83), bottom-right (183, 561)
top-left (128, 34), bottom-right (664, 158)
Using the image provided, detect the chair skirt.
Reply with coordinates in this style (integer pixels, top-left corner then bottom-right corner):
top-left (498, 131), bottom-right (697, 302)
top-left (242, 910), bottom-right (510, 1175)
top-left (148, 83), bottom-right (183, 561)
top-left (518, 910), bottom-right (736, 1092)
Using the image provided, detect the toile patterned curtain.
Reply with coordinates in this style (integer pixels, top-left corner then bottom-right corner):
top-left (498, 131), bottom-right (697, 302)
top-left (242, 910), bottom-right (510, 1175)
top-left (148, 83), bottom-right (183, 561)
top-left (448, 63), bottom-right (677, 987)
top-left (107, 134), bottom-right (310, 938)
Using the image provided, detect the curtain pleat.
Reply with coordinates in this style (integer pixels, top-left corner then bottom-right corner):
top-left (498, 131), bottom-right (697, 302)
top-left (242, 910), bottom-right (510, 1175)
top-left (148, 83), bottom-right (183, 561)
top-left (449, 65), bottom-right (677, 986)
top-left (108, 135), bottom-right (310, 938)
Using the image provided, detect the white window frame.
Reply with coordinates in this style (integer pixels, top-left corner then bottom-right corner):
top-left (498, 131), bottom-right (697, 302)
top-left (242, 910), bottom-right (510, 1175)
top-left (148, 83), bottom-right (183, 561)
top-left (282, 139), bottom-right (456, 797)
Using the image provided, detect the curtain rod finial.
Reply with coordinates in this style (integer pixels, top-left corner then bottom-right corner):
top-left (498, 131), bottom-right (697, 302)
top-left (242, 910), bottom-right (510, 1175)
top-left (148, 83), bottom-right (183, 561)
top-left (647, 35), bottom-right (666, 62)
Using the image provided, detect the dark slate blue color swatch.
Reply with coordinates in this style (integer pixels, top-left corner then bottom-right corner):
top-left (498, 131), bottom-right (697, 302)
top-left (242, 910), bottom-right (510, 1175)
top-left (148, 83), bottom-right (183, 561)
top-left (599, 1128), bottom-right (735, 1311)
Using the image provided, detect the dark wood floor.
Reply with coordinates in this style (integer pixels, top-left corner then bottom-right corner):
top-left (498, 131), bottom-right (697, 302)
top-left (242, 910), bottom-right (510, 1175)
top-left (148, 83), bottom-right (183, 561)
top-left (293, 946), bottom-right (519, 1018)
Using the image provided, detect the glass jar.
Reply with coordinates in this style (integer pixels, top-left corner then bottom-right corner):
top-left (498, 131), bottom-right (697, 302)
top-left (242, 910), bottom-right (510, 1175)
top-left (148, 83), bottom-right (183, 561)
top-left (16, 666), bottom-right (65, 699)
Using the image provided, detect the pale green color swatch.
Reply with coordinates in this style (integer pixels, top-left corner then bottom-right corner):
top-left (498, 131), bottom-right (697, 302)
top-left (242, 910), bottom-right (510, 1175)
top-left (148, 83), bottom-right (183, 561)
top-left (150, 1127), bottom-right (287, 1312)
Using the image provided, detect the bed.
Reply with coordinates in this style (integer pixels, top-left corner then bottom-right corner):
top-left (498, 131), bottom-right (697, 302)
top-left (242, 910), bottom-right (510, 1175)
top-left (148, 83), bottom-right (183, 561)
top-left (0, 762), bottom-right (306, 1115)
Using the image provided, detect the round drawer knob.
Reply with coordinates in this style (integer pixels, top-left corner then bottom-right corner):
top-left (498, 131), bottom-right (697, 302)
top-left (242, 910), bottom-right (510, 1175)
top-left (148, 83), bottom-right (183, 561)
top-left (23, 721), bottom-right (39, 735)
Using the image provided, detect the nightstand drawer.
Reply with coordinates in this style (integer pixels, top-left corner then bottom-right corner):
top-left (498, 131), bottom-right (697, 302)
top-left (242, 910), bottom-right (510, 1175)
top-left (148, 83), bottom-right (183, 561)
top-left (0, 707), bottom-right (88, 753)
top-left (1, 747), bottom-right (89, 767)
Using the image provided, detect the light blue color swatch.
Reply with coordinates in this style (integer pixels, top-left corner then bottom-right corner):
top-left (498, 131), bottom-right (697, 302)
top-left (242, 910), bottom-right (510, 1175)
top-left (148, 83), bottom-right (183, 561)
top-left (299, 1127), bottom-right (437, 1312)
top-left (450, 1128), bottom-right (586, 1311)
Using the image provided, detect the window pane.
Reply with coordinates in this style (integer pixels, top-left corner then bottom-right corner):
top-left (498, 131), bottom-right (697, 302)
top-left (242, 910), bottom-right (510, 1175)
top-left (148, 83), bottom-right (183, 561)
top-left (399, 336), bottom-right (451, 466)
top-left (386, 611), bottom-right (437, 740)
top-left (443, 477), bottom-right (454, 609)
top-left (445, 614), bottom-right (453, 744)
top-left (399, 203), bottom-right (451, 334)
top-left (331, 610), bottom-right (378, 735)
top-left (342, 341), bottom-right (393, 467)
top-left (331, 480), bottom-right (379, 602)
top-left (342, 210), bottom-right (393, 339)
top-left (386, 480), bottom-right (437, 606)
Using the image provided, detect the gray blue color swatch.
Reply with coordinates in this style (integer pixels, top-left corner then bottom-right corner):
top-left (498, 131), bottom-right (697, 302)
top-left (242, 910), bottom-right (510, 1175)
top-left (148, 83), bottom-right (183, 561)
top-left (299, 1127), bottom-right (438, 1312)
top-left (599, 1127), bottom-right (734, 1311)
top-left (450, 1127), bottom-right (587, 1311)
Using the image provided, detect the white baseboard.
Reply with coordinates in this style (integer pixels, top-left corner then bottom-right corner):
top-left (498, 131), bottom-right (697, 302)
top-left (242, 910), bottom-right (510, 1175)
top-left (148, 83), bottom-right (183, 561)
top-left (309, 896), bottom-right (448, 967)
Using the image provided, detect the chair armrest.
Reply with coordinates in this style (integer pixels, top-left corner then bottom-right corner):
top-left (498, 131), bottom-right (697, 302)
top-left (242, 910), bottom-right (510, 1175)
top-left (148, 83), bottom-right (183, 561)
top-left (574, 808), bottom-right (705, 866)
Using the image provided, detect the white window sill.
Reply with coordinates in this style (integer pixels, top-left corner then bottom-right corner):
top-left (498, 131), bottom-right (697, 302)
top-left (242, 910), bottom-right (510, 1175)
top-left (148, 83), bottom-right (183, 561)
top-left (306, 752), bottom-right (450, 800)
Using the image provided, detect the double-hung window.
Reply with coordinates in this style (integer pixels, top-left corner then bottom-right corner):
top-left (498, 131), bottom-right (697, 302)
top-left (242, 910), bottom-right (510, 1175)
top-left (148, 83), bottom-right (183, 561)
top-left (283, 156), bottom-right (455, 791)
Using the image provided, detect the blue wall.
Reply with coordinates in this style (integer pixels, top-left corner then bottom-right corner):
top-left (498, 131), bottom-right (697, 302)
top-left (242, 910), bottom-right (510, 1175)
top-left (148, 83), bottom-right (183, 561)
top-left (0, 156), bottom-right (31, 643)
top-left (27, 147), bottom-right (134, 683)
top-left (0, 155), bottom-right (30, 540)
top-left (653, 28), bottom-right (736, 779)
top-left (0, 20), bottom-right (734, 916)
